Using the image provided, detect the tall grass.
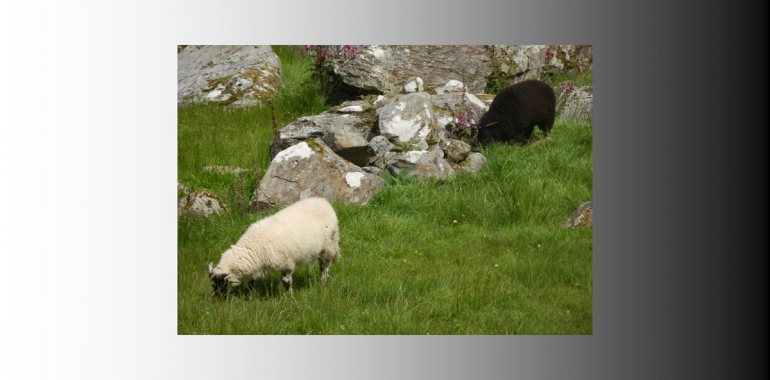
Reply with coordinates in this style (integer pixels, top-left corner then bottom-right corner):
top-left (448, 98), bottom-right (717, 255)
top-left (178, 46), bottom-right (593, 335)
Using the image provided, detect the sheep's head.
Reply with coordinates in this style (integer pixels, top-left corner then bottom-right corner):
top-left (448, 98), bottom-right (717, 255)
top-left (477, 121), bottom-right (498, 146)
top-left (208, 262), bottom-right (241, 297)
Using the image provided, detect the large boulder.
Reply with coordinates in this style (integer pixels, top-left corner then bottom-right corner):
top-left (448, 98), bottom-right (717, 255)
top-left (554, 84), bottom-right (593, 122)
top-left (430, 81), bottom-right (488, 141)
top-left (269, 111), bottom-right (376, 166)
top-left (177, 45), bottom-right (283, 107)
top-left (328, 45), bottom-right (493, 95)
top-left (250, 138), bottom-right (383, 211)
top-left (486, 45), bottom-right (592, 89)
top-left (376, 92), bottom-right (439, 144)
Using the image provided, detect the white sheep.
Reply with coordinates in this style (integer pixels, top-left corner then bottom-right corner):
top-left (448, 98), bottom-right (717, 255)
top-left (208, 197), bottom-right (340, 298)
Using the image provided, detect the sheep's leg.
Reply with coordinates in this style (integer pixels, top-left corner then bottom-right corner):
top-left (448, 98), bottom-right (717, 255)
top-left (519, 127), bottom-right (535, 144)
top-left (319, 258), bottom-right (332, 282)
top-left (281, 270), bottom-right (295, 299)
top-left (541, 119), bottom-right (554, 136)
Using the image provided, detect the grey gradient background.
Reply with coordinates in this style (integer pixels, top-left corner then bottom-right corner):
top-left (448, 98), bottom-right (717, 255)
top-left (1, 0), bottom-right (767, 379)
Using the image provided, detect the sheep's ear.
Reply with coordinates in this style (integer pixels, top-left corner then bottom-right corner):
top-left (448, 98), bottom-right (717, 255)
top-left (208, 262), bottom-right (214, 275)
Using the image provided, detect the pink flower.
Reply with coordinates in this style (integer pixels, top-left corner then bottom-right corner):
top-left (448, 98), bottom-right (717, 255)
top-left (352, 48), bottom-right (357, 57)
top-left (344, 45), bottom-right (351, 52)
top-left (458, 112), bottom-right (469, 126)
top-left (579, 66), bottom-right (585, 73)
top-left (305, 45), bottom-right (311, 52)
top-left (470, 108), bottom-right (476, 115)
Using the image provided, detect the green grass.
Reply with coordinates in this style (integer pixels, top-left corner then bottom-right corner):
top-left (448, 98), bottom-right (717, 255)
top-left (178, 46), bottom-right (593, 335)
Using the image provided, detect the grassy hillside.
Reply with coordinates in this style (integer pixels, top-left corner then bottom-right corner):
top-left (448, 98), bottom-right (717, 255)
top-left (177, 45), bottom-right (593, 335)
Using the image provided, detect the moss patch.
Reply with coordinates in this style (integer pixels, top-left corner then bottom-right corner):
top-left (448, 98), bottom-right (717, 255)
top-left (202, 75), bottom-right (234, 92)
top-left (304, 138), bottom-right (326, 155)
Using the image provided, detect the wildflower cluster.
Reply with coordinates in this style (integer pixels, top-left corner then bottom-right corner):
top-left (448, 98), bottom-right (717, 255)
top-left (449, 86), bottom-right (480, 144)
top-left (304, 45), bottom-right (359, 97)
top-left (540, 49), bottom-right (557, 84)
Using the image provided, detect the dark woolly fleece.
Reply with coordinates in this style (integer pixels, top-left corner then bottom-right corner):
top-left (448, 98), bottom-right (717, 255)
top-left (477, 80), bottom-right (556, 146)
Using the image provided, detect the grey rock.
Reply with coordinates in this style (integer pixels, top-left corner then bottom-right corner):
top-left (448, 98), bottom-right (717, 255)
top-left (458, 153), bottom-right (487, 174)
top-left (376, 92), bottom-right (438, 144)
top-left (370, 151), bottom-right (397, 170)
top-left (335, 99), bottom-right (371, 113)
top-left (202, 165), bottom-right (250, 174)
top-left (361, 166), bottom-right (382, 175)
top-left (368, 135), bottom-right (395, 156)
top-left (322, 121), bottom-right (374, 167)
top-left (328, 45), bottom-right (493, 94)
top-left (270, 112), bottom-right (376, 166)
top-left (430, 82), bottom-right (488, 138)
top-left (178, 189), bottom-right (227, 218)
top-left (440, 140), bottom-right (472, 164)
top-left (412, 139), bottom-right (429, 151)
top-left (177, 181), bottom-right (191, 194)
top-left (554, 84), bottom-right (593, 122)
top-left (427, 144), bottom-right (445, 159)
top-left (177, 45), bottom-right (283, 107)
top-left (563, 201), bottom-right (593, 228)
top-left (386, 150), bottom-right (454, 180)
top-left (250, 139), bottom-right (384, 211)
top-left (487, 45), bottom-right (592, 88)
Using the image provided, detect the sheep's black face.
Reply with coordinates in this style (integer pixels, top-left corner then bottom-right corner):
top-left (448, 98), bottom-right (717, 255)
top-left (477, 112), bottom-right (498, 146)
top-left (210, 273), bottom-right (229, 297)
top-left (478, 127), bottom-right (492, 146)
top-left (478, 125), bottom-right (500, 146)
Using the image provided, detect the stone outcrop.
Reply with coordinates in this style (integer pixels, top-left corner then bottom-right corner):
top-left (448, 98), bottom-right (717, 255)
top-left (178, 189), bottom-right (227, 218)
top-left (385, 150), bottom-right (454, 180)
top-left (376, 92), bottom-right (439, 144)
top-left (250, 139), bottom-right (384, 211)
top-left (268, 77), bottom-right (489, 188)
top-left (178, 46), bottom-right (594, 215)
top-left (202, 165), bottom-right (250, 175)
top-left (563, 201), bottom-right (593, 228)
top-left (177, 45), bottom-right (283, 107)
top-left (431, 82), bottom-right (487, 131)
top-left (178, 181), bottom-right (191, 194)
top-left (268, 111), bottom-right (376, 166)
top-left (327, 45), bottom-right (493, 94)
top-left (554, 84), bottom-right (593, 122)
top-left (487, 45), bottom-right (593, 88)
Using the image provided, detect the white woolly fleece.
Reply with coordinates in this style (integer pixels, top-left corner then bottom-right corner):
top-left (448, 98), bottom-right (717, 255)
top-left (211, 197), bottom-right (340, 284)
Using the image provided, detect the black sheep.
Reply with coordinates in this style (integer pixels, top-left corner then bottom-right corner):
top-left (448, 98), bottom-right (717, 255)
top-left (477, 80), bottom-right (556, 146)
